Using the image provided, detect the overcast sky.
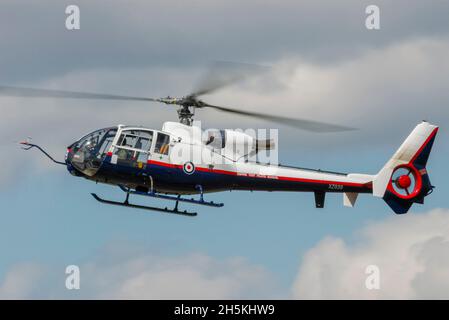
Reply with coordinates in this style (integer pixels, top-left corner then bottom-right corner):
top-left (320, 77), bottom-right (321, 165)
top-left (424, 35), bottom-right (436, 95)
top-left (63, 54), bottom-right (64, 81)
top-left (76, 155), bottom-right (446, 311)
top-left (0, 0), bottom-right (448, 299)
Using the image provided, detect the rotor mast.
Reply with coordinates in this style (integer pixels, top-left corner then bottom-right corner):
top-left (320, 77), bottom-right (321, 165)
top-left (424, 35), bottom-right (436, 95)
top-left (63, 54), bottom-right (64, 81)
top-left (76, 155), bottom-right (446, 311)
top-left (157, 95), bottom-right (202, 126)
top-left (177, 106), bottom-right (195, 125)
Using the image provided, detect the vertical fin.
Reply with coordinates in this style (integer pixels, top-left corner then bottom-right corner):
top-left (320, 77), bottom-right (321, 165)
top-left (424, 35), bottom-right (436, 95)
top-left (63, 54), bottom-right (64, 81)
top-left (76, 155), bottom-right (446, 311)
top-left (343, 192), bottom-right (358, 207)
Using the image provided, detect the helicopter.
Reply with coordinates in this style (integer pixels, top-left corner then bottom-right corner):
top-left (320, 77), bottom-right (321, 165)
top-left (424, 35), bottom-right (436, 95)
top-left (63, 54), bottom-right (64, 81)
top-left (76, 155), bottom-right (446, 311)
top-left (1, 67), bottom-right (438, 216)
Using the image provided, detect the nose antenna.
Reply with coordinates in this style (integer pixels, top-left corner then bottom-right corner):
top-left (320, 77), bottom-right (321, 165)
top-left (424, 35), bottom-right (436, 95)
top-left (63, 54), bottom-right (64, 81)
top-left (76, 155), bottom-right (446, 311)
top-left (19, 139), bottom-right (66, 165)
top-left (19, 137), bottom-right (33, 150)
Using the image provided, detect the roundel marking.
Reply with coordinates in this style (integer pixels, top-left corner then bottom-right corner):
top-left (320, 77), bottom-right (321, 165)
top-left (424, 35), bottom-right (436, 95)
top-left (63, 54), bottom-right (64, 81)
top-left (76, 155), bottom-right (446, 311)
top-left (183, 161), bottom-right (195, 175)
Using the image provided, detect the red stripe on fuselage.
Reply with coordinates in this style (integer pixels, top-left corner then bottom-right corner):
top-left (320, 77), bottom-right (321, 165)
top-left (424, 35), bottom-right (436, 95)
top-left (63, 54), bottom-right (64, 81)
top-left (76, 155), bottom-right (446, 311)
top-left (196, 167), bottom-right (238, 175)
top-left (147, 159), bottom-right (181, 168)
top-left (278, 175), bottom-right (366, 187)
top-left (147, 160), bottom-right (369, 188)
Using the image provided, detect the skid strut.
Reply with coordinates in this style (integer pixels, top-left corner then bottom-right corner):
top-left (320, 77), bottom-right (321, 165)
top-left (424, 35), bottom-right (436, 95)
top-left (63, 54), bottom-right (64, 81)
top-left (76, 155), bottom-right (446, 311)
top-left (118, 185), bottom-right (224, 208)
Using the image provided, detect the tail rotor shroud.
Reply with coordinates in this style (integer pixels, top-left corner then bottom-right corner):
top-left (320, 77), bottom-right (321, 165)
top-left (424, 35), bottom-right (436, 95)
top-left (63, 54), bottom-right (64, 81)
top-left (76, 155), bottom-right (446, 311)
top-left (389, 164), bottom-right (422, 200)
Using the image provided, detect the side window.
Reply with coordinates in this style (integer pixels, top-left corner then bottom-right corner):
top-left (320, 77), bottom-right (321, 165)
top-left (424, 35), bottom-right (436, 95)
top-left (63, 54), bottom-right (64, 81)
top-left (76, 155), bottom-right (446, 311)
top-left (116, 130), bottom-right (153, 150)
top-left (117, 134), bottom-right (137, 148)
top-left (114, 130), bottom-right (154, 162)
top-left (97, 129), bottom-right (117, 158)
top-left (205, 129), bottom-right (226, 149)
top-left (154, 133), bottom-right (170, 155)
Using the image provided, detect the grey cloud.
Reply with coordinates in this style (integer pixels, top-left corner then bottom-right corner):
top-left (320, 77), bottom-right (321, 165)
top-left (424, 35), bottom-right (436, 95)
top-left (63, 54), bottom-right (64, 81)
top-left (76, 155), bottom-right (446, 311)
top-left (205, 36), bottom-right (449, 146)
top-left (1, 0), bottom-right (449, 83)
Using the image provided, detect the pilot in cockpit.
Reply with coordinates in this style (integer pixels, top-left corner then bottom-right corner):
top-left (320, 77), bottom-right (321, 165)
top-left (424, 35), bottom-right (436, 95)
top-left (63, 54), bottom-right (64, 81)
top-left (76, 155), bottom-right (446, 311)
top-left (117, 137), bottom-right (131, 160)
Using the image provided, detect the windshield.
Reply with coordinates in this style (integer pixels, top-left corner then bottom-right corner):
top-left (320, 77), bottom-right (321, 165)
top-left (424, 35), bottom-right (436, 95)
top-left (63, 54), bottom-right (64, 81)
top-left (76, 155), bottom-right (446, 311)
top-left (69, 127), bottom-right (117, 176)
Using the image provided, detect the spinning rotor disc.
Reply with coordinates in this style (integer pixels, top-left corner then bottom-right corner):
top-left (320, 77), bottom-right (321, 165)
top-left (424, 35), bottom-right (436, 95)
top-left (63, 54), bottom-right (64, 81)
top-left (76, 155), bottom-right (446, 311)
top-left (0, 62), bottom-right (356, 132)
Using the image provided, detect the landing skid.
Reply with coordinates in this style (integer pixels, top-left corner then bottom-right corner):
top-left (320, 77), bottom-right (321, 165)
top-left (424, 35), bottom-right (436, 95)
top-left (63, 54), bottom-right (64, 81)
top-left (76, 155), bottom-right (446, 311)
top-left (91, 184), bottom-right (224, 217)
top-left (91, 193), bottom-right (198, 217)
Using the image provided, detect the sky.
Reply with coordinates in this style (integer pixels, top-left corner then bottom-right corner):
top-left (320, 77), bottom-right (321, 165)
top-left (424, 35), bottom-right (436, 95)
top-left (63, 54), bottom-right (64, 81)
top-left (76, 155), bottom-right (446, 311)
top-left (0, 0), bottom-right (449, 299)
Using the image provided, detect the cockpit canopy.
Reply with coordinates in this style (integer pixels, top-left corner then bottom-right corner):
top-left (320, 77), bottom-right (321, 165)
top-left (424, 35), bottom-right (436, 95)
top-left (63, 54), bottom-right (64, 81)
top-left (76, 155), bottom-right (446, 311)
top-left (68, 127), bottom-right (117, 176)
top-left (67, 125), bottom-right (172, 177)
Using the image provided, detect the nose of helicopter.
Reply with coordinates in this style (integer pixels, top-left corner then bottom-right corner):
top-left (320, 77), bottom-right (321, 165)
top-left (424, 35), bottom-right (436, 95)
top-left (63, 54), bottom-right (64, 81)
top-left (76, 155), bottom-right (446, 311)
top-left (65, 145), bottom-right (82, 176)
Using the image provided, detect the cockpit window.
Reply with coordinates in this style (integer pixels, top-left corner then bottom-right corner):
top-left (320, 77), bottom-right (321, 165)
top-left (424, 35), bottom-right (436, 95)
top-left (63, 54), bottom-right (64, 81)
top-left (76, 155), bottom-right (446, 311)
top-left (69, 127), bottom-right (117, 176)
top-left (154, 133), bottom-right (170, 155)
top-left (98, 130), bottom-right (117, 156)
top-left (117, 130), bottom-right (153, 151)
top-left (113, 130), bottom-right (154, 163)
top-left (74, 129), bottom-right (106, 153)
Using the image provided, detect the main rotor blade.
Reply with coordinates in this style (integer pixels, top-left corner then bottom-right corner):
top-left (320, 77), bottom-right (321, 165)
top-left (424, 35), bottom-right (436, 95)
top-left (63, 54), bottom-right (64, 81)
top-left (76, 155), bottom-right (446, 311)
top-left (0, 86), bottom-right (159, 102)
top-left (191, 61), bottom-right (269, 97)
top-left (201, 102), bottom-right (356, 132)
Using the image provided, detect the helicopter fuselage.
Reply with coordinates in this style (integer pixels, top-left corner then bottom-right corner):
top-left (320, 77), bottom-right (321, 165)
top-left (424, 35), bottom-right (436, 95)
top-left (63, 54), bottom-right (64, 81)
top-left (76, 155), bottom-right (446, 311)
top-left (65, 122), bottom-right (374, 197)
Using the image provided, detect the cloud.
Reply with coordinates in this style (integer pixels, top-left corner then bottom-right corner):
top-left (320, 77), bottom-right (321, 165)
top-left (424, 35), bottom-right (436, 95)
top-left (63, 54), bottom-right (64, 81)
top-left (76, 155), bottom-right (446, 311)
top-left (208, 36), bottom-right (449, 138)
top-left (0, 263), bottom-right (46, 299)
top-left (90, 253), bottom-right (276, 299)
top-left (292, 208), bottom-right (449, 299)
top-left (0, 250), bottom-right (277, 299)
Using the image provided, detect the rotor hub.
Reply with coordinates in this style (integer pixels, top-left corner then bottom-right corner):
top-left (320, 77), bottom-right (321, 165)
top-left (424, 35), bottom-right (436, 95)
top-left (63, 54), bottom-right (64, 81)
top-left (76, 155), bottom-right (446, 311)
top-left (389, 164), bottom-right (423, 200)
top-left (395, 174), bottom-right (412, 189)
